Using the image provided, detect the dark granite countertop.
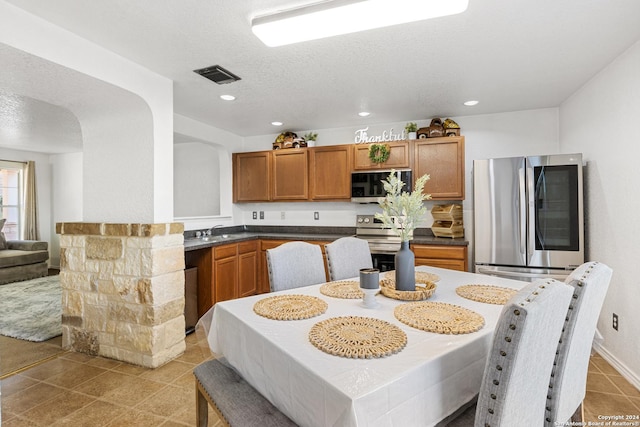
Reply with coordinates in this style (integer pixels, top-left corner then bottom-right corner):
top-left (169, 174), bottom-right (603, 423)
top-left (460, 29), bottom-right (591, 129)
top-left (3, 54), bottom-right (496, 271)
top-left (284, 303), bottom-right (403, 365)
top-left (184, 225), bottom-right (467, 251)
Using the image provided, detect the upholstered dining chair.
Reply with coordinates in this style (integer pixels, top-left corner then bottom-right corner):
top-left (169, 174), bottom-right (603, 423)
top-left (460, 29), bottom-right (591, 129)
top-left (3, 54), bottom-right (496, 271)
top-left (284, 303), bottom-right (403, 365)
top-left (324, 236), bottom-right (373, 281)
top-left (194, 358), bottom-right (298, 427)
top-left (445, 278), bottom-right (574, 427)
top-left (544, 262), bottom-right (613, 426)
top-left (266, 241), bottom-right (327, 292)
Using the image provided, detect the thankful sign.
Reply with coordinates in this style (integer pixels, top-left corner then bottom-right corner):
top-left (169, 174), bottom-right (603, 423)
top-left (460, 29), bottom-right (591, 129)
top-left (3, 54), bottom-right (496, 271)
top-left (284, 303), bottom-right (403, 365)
top-left (354, 127), bottom-right (406, 144)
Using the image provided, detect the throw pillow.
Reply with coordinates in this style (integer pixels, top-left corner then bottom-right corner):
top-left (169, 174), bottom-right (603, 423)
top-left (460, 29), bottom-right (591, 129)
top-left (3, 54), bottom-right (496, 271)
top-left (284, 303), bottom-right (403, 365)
top-left (0, 218), bottom-right (6, 250)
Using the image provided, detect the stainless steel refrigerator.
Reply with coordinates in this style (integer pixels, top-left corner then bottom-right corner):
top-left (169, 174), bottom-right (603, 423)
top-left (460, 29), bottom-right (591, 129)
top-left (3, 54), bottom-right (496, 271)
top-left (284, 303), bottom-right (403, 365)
top-left (473, 153), bottom-right (584, 281)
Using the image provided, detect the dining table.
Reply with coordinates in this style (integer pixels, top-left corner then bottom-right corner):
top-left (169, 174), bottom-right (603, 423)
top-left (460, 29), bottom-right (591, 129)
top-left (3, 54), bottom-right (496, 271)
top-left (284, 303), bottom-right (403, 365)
top-left (204, 266), bottom-right (529, 427)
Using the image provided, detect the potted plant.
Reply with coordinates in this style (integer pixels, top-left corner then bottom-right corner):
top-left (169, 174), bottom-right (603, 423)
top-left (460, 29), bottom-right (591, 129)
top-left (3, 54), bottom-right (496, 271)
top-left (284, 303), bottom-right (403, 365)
top-left (375, 170), bottom-right (431, 291)
top-left (405, 122), bottom-right (418, 140)
top-left (304, 131), bottom-right (318, 147)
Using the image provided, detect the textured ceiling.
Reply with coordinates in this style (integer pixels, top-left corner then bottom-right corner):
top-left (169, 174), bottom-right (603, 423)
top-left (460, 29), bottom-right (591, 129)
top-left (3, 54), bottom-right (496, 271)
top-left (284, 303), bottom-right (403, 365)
top-left (2, 0), bottom-right (640, 151)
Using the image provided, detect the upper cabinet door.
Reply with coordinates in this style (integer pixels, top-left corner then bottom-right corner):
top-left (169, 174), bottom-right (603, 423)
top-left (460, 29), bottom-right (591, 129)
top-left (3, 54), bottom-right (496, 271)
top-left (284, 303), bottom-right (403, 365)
top-left (352, 141), bottom-right (410, 170)
top-left (309, 145), bottom-right (352, 200)
top-left (413, 136), bottom-right (465, 200)
top-left (272, 149), bottom-right (309, 200)
top-left (233, 151), bottom-right (271, 202)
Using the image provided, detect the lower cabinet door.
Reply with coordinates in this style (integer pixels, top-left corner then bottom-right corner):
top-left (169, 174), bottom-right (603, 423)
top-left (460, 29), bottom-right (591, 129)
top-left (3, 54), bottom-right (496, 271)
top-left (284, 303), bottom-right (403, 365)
top-left (214, 256), bottom-right (238, 303)
top-left (238, 250), bottom-right (258, 297)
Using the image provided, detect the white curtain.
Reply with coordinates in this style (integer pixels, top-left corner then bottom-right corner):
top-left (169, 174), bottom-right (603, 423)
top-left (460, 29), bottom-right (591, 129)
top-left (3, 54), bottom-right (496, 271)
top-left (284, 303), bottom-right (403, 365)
top-left (22, 160), bottom-right (39, 240)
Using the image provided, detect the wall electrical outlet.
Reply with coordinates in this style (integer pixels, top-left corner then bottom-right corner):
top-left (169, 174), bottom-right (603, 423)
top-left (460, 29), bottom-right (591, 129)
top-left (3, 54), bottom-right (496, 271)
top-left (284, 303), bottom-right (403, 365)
top-left (259, 211), bottom-right (264, 220)
top-left (613, 313), bottom-right (619, 331)
top-left (314, 212), bottom-right (319, 220)
top-left (252, 211), bottom-right (257, 220)
top-left (281, 211), bottom-right (286, 220)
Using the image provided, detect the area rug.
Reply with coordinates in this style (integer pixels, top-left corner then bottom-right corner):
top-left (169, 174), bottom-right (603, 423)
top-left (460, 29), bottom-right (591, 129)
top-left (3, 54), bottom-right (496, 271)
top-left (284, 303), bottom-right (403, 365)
top-left (0, 275), bottom-right (62, 342)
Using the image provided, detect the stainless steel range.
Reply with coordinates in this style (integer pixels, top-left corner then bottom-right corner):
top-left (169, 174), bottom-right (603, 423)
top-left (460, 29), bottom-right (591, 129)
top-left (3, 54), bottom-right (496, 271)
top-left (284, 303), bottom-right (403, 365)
top-left (356, 214), bottom-right (400, 271)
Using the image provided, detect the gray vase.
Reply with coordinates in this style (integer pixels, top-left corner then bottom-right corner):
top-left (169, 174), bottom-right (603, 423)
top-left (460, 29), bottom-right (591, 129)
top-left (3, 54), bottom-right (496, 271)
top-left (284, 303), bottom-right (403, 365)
top-left (395, 241), bottom-right (415, 291)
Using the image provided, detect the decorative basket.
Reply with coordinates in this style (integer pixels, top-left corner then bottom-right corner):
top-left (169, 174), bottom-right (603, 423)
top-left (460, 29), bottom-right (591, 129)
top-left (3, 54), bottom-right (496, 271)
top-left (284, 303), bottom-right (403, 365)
top-left (431, 204), bottom-right (463, 221)
top-left (431, 220), bottom-right (464, 238)
top-left (431, 204), bottom-right (464, 238)
top-left (380, 278), bottom-right (436, 301)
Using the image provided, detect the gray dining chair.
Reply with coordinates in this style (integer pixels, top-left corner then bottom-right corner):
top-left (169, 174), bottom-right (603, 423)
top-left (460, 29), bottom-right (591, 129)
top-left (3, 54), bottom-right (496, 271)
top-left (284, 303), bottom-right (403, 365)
top-left (445, 278), bottom-right (574, 427)
top-left (194, 358), bottom-right (298, 427)
top-left (266, 241), bottom-right (327, 292)
top-left (544, 261), bottom-right (613, 425)
top-left (324, 236), bottom-right (373, 281)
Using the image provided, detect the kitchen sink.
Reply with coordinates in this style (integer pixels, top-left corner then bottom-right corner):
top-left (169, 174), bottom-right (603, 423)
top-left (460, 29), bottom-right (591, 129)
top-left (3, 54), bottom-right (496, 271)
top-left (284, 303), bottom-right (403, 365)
top-left (199, 234), bottom-right (230, 242)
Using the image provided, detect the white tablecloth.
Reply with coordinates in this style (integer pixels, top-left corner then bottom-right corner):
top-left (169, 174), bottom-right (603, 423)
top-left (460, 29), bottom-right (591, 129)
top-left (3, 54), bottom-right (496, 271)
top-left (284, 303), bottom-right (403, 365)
top-left (206, 266), bottom-right (527, 427)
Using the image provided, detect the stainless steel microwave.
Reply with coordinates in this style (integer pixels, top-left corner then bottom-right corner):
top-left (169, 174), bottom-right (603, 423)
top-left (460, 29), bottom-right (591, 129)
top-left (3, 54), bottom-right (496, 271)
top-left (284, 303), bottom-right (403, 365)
top-left (351, 169), bottom-right (412, 203)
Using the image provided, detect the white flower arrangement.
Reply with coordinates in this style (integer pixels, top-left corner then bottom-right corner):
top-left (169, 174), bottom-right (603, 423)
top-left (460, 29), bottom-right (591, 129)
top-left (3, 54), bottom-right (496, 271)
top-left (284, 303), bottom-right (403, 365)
top-left (375, 170), bottom-right (432, 242)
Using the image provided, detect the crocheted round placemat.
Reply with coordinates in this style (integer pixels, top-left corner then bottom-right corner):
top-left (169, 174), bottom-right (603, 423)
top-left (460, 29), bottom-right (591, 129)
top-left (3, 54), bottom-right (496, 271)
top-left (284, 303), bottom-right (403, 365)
top-left (309, 316), bottom-right (407, 359)
top-left (379, 278), bottom-right (436, 301)
top-left (319, 281), bottom-right (364, 299)
top-left (394, 302), bottom-right (485, 334)
top-left (253, 295), bottom-right (328, 321)
top-left (383, 270), bottom-right (441, 283)
top-left (456, 285), bottom-right (518, 305)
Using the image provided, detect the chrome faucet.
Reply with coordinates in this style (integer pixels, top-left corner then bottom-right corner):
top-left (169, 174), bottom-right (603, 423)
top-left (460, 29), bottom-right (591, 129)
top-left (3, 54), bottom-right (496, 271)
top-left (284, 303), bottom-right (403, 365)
top-left (210, 225), bottom-right (224, 236)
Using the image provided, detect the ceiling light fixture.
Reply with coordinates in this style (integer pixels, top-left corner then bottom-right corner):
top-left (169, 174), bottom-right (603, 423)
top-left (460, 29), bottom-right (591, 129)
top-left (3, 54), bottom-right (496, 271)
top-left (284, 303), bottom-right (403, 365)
top-left (220, 95), bottom-right (236, 101)
top-left (271, 121), bottom-right (284, 126)
top-left (252, 0), bottom-right (469, 47)
top-left (358, 111), bottom-right (371, 117)
top-left (464, 100), bottom-right (479, 106)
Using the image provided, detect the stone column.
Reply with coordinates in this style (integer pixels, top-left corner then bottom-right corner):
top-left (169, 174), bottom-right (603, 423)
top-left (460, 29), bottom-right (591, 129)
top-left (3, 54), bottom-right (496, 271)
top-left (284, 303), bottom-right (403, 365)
top-left (56, 222), bottom-right (186, 368)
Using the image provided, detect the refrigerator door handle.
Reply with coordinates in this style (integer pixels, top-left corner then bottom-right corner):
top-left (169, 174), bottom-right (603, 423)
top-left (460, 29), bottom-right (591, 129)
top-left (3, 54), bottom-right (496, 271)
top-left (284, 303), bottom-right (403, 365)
top-left (518, 167), bottom-right (526, 257)
top-left (476, 266), bottom-right (570, 281)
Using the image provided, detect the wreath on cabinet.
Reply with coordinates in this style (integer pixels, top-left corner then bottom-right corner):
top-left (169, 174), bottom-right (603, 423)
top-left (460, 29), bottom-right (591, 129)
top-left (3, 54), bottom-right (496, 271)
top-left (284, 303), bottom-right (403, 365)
top-left (369, 143), bottom-right (390, 164)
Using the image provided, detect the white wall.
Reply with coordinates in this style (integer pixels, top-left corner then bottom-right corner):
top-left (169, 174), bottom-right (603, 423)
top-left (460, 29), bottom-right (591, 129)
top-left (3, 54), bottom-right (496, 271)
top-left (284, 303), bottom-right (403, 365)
top-left (174, 142), bottom-right (221, 218)
top-left (560, 39), bottom-right (640, 386)
top-left (173, 114), bottom-right (241, 230)
top-left (1, 2), bottom-right (174, 223)
top-left (50, 152), bottom-right (82, 267)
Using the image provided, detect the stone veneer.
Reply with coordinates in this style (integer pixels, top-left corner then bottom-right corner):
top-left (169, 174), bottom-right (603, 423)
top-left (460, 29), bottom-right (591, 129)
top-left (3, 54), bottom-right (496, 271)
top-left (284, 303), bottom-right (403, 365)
top-left (56, 222), bottom-right (186, 368)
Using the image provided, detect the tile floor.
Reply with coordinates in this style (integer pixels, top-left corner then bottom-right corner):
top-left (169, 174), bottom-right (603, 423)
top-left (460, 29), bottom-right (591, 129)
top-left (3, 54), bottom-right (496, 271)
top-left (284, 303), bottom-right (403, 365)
top-left (584, 353), bottom-right (640, 422)
top-left (1, 338), bottom-right (638, 426)
top-left (1, 333), bottom-right (222, 426)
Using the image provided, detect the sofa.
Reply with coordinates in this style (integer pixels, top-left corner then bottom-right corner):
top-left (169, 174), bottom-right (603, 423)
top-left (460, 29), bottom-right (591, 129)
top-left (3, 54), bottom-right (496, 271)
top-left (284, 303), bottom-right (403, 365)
top-left (0, 240), bottom-right (49, 285)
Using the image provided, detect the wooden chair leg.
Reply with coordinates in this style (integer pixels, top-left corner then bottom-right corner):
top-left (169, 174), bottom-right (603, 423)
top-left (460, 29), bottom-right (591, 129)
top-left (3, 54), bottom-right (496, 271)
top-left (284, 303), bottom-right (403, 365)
top-left (196, 381), bottom-right (209, 427)
top-left (570, 402), bottom-right (584, 423)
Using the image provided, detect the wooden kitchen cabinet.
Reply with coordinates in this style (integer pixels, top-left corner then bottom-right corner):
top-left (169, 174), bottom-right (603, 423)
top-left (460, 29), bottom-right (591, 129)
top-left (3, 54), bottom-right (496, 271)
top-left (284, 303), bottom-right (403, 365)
top-left (413, 136), bottom-right (465, 200)
top-left (309, 145), bottom-right (352, 200)
top-left (213, 244), bottom-right (237, 303)
top-left (352, 141), bottom-right (410, 170)
top-left (214, 241), bottom-right (259, 303)
top-left (237, 240), bottom-right (258, 298)
top-left (272, 149), bottom-right (309, 200)
top-left (233, 151), bottom-right (271, 202)
top-left (411, 244), bottom-right (468, 272)
top-left (187, 240), bottom-right (259, 315)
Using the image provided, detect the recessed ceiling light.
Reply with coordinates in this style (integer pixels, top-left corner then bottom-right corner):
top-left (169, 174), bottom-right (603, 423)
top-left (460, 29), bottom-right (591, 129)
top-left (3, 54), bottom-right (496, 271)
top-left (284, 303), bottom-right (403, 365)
top-left (220, 94), bottom-right (236, 101)
top-left (358, 111), bottom-right (371, 117)
top-left (271, 121), bottom-right (283, 126)
top-left (464, 100), bottom-right (479, 106)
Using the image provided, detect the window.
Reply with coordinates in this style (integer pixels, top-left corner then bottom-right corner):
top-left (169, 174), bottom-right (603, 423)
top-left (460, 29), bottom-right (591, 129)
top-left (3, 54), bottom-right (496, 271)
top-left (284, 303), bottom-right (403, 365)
top-left (0, 160), bottom-right (24, 240)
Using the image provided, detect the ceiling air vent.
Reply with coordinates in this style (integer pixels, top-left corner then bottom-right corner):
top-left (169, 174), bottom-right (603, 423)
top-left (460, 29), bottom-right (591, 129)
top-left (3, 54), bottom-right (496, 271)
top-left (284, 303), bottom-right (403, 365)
top-left (193, 65), bottom-right (241, 85)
